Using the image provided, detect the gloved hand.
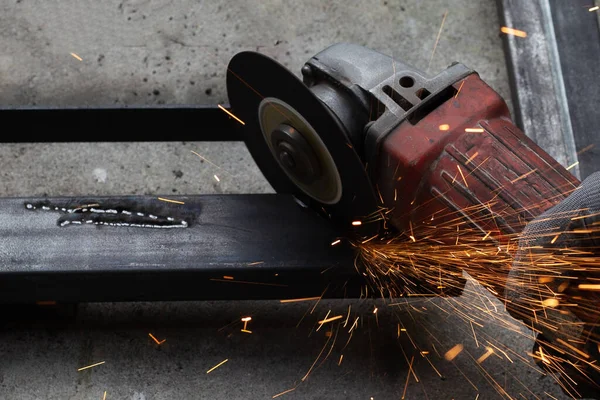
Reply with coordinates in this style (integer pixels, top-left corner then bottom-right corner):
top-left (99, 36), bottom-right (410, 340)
top-left (506, 172), bottom-right (600, 399)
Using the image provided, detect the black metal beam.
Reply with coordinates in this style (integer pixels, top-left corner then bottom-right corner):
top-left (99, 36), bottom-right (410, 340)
top-left (0, 194), bottom-right (361, 303)
top-left (1, 105), bottom-right (242, 142)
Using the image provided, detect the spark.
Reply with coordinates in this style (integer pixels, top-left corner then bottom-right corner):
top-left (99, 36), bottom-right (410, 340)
top-left (223, 276), bottom-right (234, 280)
top-left (577, 143), bottom-right (595, 155)
top-left (566, 161), bottom-right (579, 171)
top-left (191, 150), bottom-right (235, 178)
top-left (500, 27), bottom-right (527, 38)
top-left (241, 316), bottom-right (252, 332)
top-left (348, 317), bottom-right (359, 333)
top-left (331, 239), bottom-right (341, 246)
top-left (477, 347), bottom-right (494, 364)
top-left (301, 331), bottom-right (333, 382)
top-left (422, 353), bottom-right (443, 378)
top-left (352, 220), bottom-right (362, 226)
top-left (465, 152), bottom-right (479, 165)
top-left (214, 174), bottom-right (220, 182)
top-left (206, 359), bottom-right (228, 374)
top-left (148, 333), bottom-right (166, 345)
top-left (556, 338), bottom-right (590, 359)
top-left (209, 278), bottom-right (286, 287)
top-left (401, 356), bottom-right (415, 399)
top-left (577, 284), bottom-right (600, 291)
top-left (465, 128), bottom-right (485, 133)
top-left (70, 52), bottom-right (83, 61)
top-left (272, 387), bottom-right (296, 398)
top-left (157, 197), bottom-right (185, 205)
top-left (542, 298), bottom-right (559, 308)
top-left (218, 104), bottom-right (245, 125)
top-left (344, 305), bottom-right (352, 327)
top-left (77, 361), bottom-right (105, 371)
top-left (457, 165), bottom-right (468, 187)
top-left (248, 261), bottom-right (264, 265)
top-left (279, 297), bottom-right (321, 303)
top-left (589, 6), bottom-right (599, 11)
top-left (427, 11), bottom-right (449, 72)
top-left (409, 220), bottom-right (415, 242)
top-left (454, 81), bottom-right (465, 98)
top-left (103, 391), bottom-right (107, 400)
top-left (538, 348), bottom-right (554, 366)
top-left (439, 124), bottom-right (450, 131)
top-left (444, 344), bottom-right (464, 361)
top-left (470, 321), bottom-right (479, 348)
top-left (572, 211), bottom-right (600, 220)
top-left (510, 169), bottom-right (537, 184)
top-left (338, 354), bottom-right (344, 366)
top-left (318, 315), bottom-right (342, 325)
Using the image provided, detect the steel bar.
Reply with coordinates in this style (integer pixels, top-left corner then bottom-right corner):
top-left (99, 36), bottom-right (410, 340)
top-left (0, 105), bottom-right (241, 142)
top-left (0, 194), bottom-right (360, 303)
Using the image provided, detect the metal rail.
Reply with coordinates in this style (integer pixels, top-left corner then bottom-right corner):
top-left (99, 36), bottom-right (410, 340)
top-left (0, 105), bottom-right (241, 142)
top-left (0, 194), bottom-right (360, 303)
top-left (496, 0), bottom-right (600, 180)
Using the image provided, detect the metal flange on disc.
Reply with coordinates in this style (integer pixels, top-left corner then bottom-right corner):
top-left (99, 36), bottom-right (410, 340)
top-left (226, 51), bottom-right (379, 236)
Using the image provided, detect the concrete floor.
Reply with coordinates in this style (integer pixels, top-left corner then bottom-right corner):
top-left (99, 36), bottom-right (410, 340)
top-left (0, 0), bottom-right (578, 399)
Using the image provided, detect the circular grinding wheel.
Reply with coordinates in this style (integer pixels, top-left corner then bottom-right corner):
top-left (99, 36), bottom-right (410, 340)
top-left (226, 51), bottom-right (379, 235)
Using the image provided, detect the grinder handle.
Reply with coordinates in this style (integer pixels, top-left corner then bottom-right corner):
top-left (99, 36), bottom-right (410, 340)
top-left (376, 73), bottom-right (581, 289)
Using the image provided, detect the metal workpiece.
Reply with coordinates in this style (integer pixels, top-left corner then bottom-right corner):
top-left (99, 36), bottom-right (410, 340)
top-left (0, 192), bottom-right (467, 303)
top-left (0, 106), bottom-right (241, 142)
top-left (0, 194), bottom-right (360, 303)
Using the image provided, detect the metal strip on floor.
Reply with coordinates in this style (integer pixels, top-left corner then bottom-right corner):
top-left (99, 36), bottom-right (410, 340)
top-left (496, 0), bottom-right (600, 180)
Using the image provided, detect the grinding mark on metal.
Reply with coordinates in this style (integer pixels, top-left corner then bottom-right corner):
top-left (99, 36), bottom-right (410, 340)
top-left (25, 202), bottom-right (188, 229)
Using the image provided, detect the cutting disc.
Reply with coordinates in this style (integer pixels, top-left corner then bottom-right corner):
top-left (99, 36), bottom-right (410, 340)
top-left (226, 51), bottom-right (379, 235)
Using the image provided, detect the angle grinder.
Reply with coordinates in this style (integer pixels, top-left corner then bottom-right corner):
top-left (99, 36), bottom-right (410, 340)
top-left (227, 42), bottom-right (596, 397)
top-left (227, 43), bottom-right (579, 241)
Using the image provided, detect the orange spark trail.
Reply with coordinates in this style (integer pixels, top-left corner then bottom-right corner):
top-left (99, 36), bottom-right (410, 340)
top-left (206, 359), bottom-right (228, 374)
top-left (218, 104), bottom-right (245, 125)
top-left (427, 11), bottom-right (449, 72)
top-left (500, 27), bottom-right (527, 37)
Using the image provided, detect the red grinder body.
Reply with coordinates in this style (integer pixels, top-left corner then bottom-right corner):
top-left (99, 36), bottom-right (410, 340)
top-left (377, 73), bottom-right (580, 250)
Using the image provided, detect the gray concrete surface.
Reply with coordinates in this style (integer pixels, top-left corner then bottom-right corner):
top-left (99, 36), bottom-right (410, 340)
top-left (0, 0), bottom-right (577, 399)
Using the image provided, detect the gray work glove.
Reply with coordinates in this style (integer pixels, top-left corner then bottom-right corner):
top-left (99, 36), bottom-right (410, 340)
top-left (506, 171), bottom-right (600, 399)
